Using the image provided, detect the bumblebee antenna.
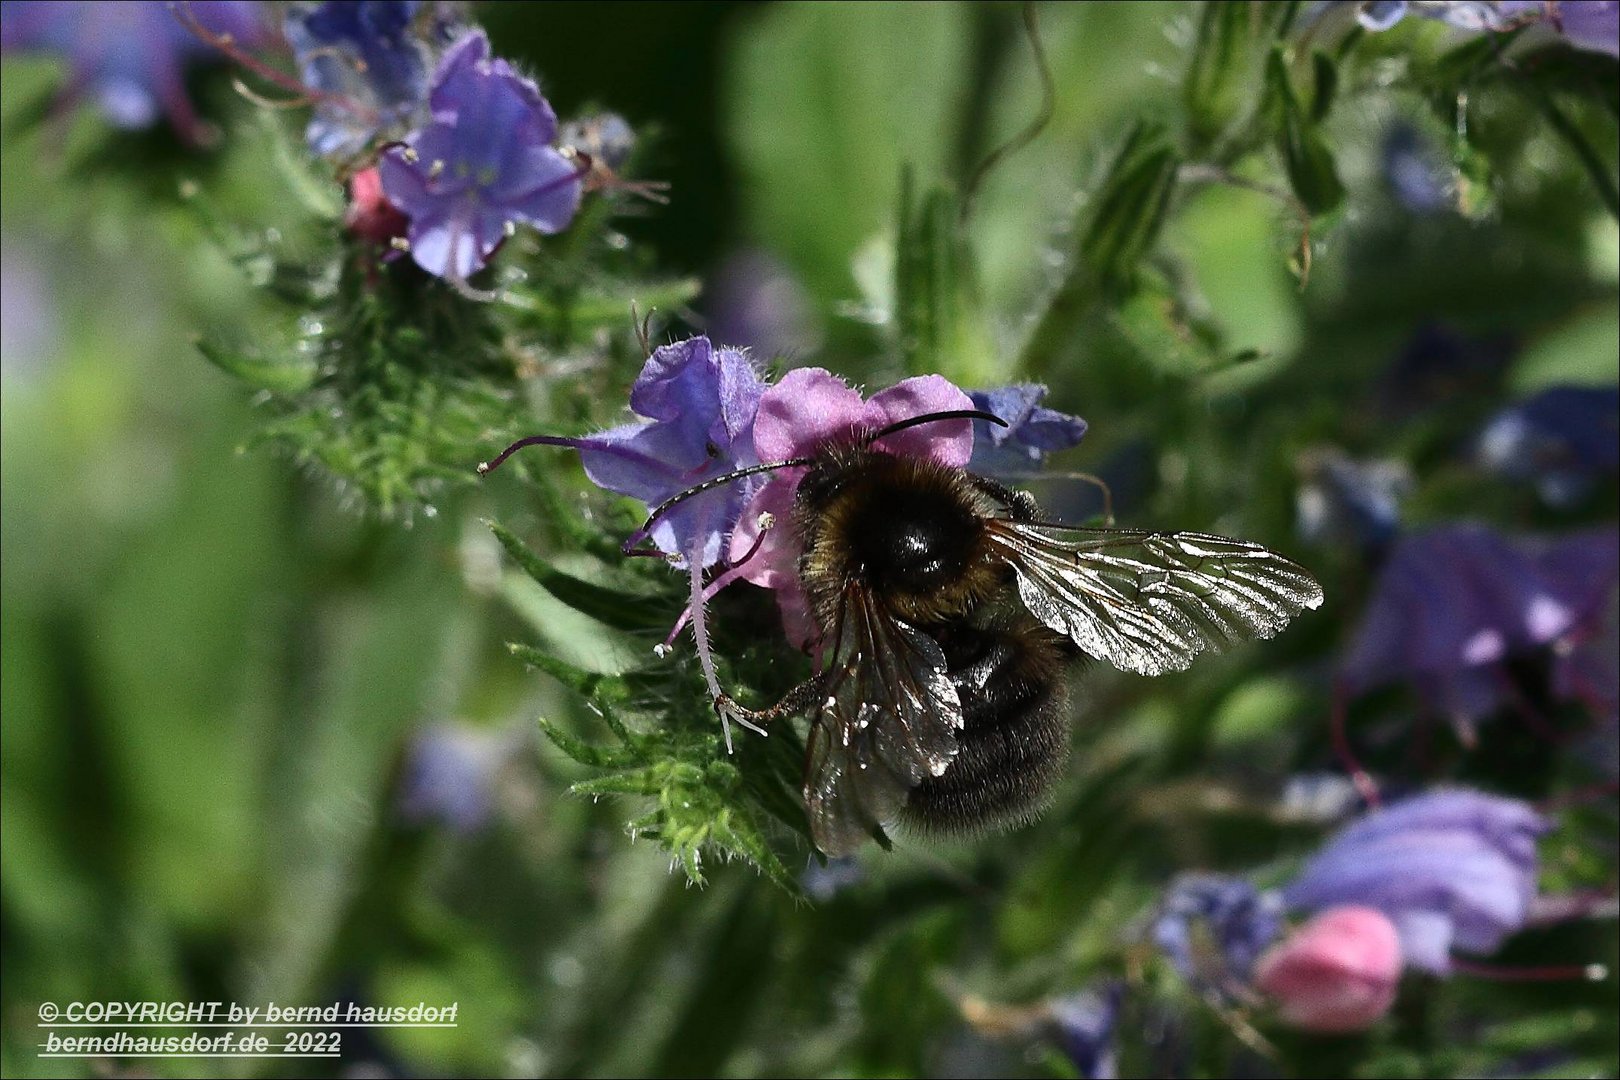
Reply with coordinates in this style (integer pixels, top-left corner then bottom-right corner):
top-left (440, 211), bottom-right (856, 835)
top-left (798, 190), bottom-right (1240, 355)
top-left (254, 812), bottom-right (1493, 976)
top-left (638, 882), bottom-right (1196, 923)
top-left (865, 409), bottom-right (1006, 445)
top-left (627, 409), bottom-right (1007, 552)
top-left (483, 408), bottom-right (1012, 554)
top-left (625, 456), bottom-right (815, 554)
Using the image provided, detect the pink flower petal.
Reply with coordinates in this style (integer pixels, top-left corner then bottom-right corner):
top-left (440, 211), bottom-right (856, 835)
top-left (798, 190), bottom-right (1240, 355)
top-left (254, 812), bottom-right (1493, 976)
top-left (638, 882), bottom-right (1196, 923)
top-left (1255, 906), bottom-right (1402, 1033)
top-left (752, 367), bottom-right (869, 463)
top-left (868, 374), bottom-right (975, 465)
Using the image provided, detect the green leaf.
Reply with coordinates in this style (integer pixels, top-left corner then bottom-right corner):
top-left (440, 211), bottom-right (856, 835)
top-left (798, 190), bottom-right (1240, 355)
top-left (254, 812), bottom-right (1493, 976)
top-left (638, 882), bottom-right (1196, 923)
top-left (892, 168), bottom-right (994, 382)
top-left (1266, 48), bottom-right (1345, 216)
top-left (195, 337), bottom-right (317, 395)
top-left (490, 521), bottom-right (671, 634)
top-left (1019, 121), bottom-right (1181, 373)
top-left (1309, 49), bottom-right (1338, 124)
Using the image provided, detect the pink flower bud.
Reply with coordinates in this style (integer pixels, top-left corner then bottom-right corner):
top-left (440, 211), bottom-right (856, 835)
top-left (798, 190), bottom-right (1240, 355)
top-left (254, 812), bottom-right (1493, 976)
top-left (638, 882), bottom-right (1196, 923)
top-left (344, 166), bottom-right (407, 248)
top-left (1254, 906), bottom-right (1401, 1033)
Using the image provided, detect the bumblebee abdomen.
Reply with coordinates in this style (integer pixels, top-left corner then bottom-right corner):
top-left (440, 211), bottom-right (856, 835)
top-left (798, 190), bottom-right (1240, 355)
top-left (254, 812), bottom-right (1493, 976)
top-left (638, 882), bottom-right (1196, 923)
top-left (902, 615), bottom-right (1074, 835)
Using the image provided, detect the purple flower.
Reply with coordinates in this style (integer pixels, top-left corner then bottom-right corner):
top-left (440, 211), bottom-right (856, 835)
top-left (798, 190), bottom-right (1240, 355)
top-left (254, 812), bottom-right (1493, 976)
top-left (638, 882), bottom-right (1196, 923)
top-left (378, 30), bottom-right (582, 282)
top-left (704, 248), bottom-right (821, 360)
top-left (558, 112), bottom-right (637, 173)
top-left (726, 367), bottom-right (975, 649)
top-left (1550, 0), bottom-right (1620, 55)
top-left (285, 0), bottom-right (446, 159)
top-left (1378, 323), bottom-right (1516, 416)
top-left (1296, 449), bottom-right (1412, 553)
top-left (1477, 386), bottom-right (1620, 508)
top-left (1151, 873), bottom-right (1285, 989)
top-left (1048, 983), bottom-right (1122, 1080)
top-left (396, 722), bottom-right (524, 832)
top-left (801, 856), bottom-right (864, 902)
top-left (0, 0), bottom-right (264, 143)
top-left (1382, 123), bottom-right (1452, 214)
top-left (1281, 789), bottom-right (1550, 973)
top-left (489, 336), bottom-right (766, 568)
top-left (0, 238), bottom-right (58, 380)
top-left (966, 385), bottom-right (1088, 477)
top-left (1340, 524), bottom-right (1620, 730)
top-left (1357, 1), bottom-right (1532, 32)
top-left (1555, 587), bottom-right (1619, 732)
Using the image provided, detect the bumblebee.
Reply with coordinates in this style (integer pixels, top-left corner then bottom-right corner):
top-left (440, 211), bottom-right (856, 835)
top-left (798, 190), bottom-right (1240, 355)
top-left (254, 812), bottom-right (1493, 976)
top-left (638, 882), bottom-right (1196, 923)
top-left (489, 408), bottom-right (1323, 856)
top-left (614, 409), bottom-right (1326, 856)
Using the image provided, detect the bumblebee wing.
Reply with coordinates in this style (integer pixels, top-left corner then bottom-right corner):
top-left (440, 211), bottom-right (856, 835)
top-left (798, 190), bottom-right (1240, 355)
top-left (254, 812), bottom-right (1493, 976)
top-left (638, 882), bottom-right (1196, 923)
top-left (985, 521), bottom-right (1323, 677)
top-left (804, 588), bottom-right (963, 856)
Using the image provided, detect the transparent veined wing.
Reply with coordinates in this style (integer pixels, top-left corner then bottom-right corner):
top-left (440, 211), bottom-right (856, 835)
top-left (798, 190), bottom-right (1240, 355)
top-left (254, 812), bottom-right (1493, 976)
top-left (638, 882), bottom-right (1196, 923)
top-left (985, 521), bottom-right (1324, 677)
top-left (804, 587), bottom-right (963, 856)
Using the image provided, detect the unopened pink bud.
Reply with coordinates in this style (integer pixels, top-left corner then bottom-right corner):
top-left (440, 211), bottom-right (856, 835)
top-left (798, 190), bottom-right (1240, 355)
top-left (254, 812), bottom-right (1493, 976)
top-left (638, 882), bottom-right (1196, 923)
top-left (345, 167), bottom-right (408, 248)
top-left (1255, 906), bottom-right (1402, 1033)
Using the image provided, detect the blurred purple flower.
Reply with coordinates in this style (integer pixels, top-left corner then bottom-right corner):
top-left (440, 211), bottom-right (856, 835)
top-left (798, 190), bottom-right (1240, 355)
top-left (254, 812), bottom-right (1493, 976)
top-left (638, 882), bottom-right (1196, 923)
top-left (0, 240), bottom-right (59, 379)
top-left (1551, 0), bottom-right (1620, 54)
top-left (1255, 906), bottom-right (1403, 1033)
top-left (559, 112), bottom-right (637, 173)
top-left (1340, 523), bottom-right (1620, 731)
top-left (397, 722), bottom-right (524, 832)
top-left (1361, 0), bottom-right (1620, 53)
top-left (1378, 323), bottom-right (1517, 417)
top-left (487, 336), bottom-right (766, 567)
top-left (1555, 587), bottom-right (1619, 732)
top-left (1296, 449), bottom-right (1412, 553)
top-left (1151, 873), bottom-right (1285, 989)
top-left (378, 30), bottom-right (582, 282)
top-left (285, 0), bottom-right (447, 159)
top-left (1048, 982), bottom-right (1122, 1080)
top-left (704, 249), bottom-right (822, 360)
top-left (1281, 788), bottom-right (1549, 973)
top-left (1477, 386), bottom-right (1620, 508)
top-left (1357, 1), bottom-right (1520, 31)
top-left (0, 0), bottom-right (264, 143)
top-left (1382, 123), bottom-right (1452, 214)
top-left (801, 856), bottom-right (863, 902)
top-left (966, 385), bottom-right (1088, 477)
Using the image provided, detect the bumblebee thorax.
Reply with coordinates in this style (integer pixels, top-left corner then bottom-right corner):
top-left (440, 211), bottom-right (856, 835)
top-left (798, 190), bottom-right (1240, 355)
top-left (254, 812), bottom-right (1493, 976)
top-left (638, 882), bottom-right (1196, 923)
top-left (794, 448), bottom-right (1000, 623)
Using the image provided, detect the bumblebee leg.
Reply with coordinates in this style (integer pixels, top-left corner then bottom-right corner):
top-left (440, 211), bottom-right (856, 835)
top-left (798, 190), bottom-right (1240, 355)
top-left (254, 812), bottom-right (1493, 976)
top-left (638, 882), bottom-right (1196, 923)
top-left (715, 673), bottom-right (829, 732)
top-left (967, 474), bottom-right (1041, 522)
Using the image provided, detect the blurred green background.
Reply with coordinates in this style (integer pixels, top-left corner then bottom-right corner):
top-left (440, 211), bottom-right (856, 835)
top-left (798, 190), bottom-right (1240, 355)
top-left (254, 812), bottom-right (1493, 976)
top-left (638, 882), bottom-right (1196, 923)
top-left (2, 2), bottom-right (1617, 1077)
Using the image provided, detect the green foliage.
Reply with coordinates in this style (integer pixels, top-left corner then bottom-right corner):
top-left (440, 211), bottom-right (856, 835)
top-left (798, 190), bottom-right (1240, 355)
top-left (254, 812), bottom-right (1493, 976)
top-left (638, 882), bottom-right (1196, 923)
top-left (3, 4), bottom-right (1618, 1079)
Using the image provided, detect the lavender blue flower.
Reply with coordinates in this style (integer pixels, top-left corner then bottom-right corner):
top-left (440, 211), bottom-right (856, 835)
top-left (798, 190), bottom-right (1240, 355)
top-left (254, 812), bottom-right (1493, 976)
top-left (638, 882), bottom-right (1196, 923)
top-left (1378, 323), bottom-right (1516, 416)
top-left (1339, 524), bottom-right (1620, 730)
top-left (1048, 982), bottom-right (1122, 1080)
top-left (1296, 449), bottom-right (1412, 553)
top-left (1359, 0), bottom-right (1620, 53)
top-left (800, 856), bottom-right (863, 902)
top-left (559, 112), bottom-right (637, 174)
top-left (1151, 873), bottom-right (1285, 988)
top-left (1477, 386), bottom-right (1620, 508)
top-left (1357, 1), bottom-right (1524, 33)
top-left (499, 336), bottom-right (766, 567)
top-left (966, 385), bottom-right (1088, 476)
top-left (285, 0), bottom-right (446, 159)
top-left (704, 249), bottom-right (821, 360)
top-left (396, 722), bottom-right (524, 832)
top-left (1555, 587), bottom-right (1619, 732)
top-left (1551, 0), bottom-right (1620, 55)
top-left (0, 0), bottom-right (264, 143)
top-left (1382, 123), bottom-right (1452, 214)
top-left (1282, 789), bottom-right (1550, 973)
top-left (378, 30), bottom-right (582, 282)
